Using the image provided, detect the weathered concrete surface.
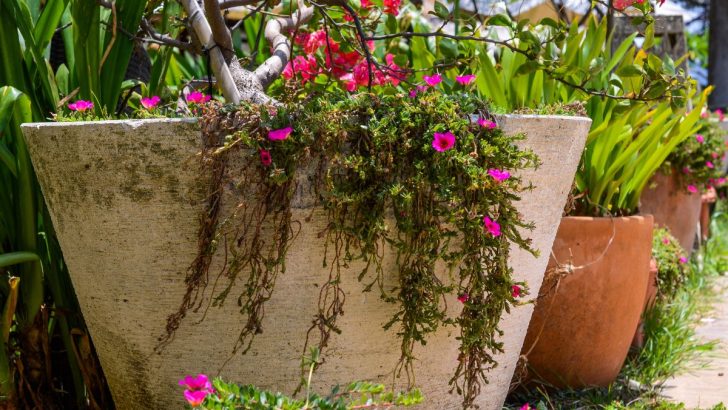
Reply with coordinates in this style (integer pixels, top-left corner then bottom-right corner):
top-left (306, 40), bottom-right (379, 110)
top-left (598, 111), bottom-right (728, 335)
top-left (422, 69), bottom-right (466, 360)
top-left (22, 115), bottom-right (590, 409)
top-left (662, 275), bottom-right (728, 408)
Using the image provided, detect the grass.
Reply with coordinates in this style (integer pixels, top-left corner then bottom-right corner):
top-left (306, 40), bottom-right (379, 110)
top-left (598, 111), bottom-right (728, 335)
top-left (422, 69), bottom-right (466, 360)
top-left (505, 202), bottom-right (728, 410)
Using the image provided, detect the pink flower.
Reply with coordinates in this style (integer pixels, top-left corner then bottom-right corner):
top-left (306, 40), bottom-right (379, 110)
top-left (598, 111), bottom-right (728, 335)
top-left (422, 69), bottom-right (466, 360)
top-left (483, 216), bottom-right (501, 237)
top-left (712, 152), bottom-right (720, 159)
top-left (696, 134), bottom-right (705, 144)
top-left (488, 168), bottom-right (510, 182)
top-left (282, 55), bottom-right (319, 84)
top-left (511, 285), bottom-right (522, 298)
top-left (383, 0), bottom-right (401, 15)
top-left (184, 390), bottom-right (209, 407)
top-left (260, 149), bottom-right (272, 167)
top-left (458, 293), bottom-right (469, 303)
top-left (662, 237), bottom-right (670, 245)
top-left (432, 131), bottom-right (456, 152)
top-left (423, 73), bottom-right (442, 87)
top-left (718, 177), bottom-right (727, 185)
top-left (519, 403), bottom-right (531, 410)
top-left (268, 126), bottom-right (293, 141)
top-left (682, 167), bottom-right (691, 174)
top-left (478, 118), bottom-right (497, 129)
top-left (178, 374), bottom-right (212, 391)
top-left (68, 100), bottom-right (93, 112)
top-left (186, 91), bottom-right (211, 104)
top-left (140, 96), bottom-right (161, 110)
top-left (717, 109), bottom-right (725, 122)
top-left (455, 74), bottom-right (476, 85)
top-left (679, 256), bottom-right (688, 264)
top-left (687, 185), bottom-right (698, 194)
top-left (360, 0), bottom-right (373, 7)
top-left (707, 161), bottom-right (715, 169)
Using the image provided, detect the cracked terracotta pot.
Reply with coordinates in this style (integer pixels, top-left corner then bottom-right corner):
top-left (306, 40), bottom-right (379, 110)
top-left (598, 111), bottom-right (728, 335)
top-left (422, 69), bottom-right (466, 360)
top-left (640, 171), bottom-right (700, 253)
top-left (22, 115), bottom-right (590, 409)
top-left (519, 215), bottom-right (653, 388)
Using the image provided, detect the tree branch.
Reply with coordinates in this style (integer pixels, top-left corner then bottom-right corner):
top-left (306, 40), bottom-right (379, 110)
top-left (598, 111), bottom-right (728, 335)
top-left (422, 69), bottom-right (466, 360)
top-left (141, 18), bottom-right (192, 51)
top-left (180, 0), bottom-right (242, 103)
top-left (204, 0), bottom-right (235, 62)
top-left (253, 0), bottom-right (315, 88)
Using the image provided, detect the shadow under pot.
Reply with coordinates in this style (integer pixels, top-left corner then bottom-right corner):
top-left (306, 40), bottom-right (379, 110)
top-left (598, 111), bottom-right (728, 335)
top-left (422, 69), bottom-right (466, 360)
top-left (518, 215), bottom-right (653, 389)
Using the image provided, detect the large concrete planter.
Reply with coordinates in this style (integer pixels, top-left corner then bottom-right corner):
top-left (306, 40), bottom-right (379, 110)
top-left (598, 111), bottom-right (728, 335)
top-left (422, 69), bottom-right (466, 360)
top-left (520, 216), bottom-right (653, 388)
top-left (640, 171), bottom-right (700, 253)
top-left (22, 115), bottom-right (590, 409)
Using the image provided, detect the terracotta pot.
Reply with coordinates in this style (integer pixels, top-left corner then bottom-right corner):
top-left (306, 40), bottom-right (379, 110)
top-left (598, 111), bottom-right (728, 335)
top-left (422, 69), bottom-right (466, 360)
top-left (22, 115), bottom-right (590, 410)
top-left (631, 258), bottom-right (659, 349)
top-left (640, 172), bottom-right (700, 253)
top-left (520, 215), bottom-right (653, 388)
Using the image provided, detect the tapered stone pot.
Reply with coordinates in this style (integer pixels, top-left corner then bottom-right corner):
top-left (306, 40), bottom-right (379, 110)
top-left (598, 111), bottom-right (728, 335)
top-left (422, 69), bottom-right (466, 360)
top-left (22, 115), bottom-right (590, 410)
top-left (640, 171), bottom-right (700, 253)
top-left (519, 216), bottom-right (653, 388)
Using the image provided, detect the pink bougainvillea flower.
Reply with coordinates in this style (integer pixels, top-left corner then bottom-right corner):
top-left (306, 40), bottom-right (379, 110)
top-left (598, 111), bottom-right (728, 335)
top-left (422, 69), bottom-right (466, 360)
top-left (360, 0), bottom-right (373, 7)
top-left (268, 126), bottom-right (293, 141)
top-left (432, 131), bottom-right (456, 152)
top-left (519, 403), bottom-right (531, 410)
top-left (186, 91), bottom-right (211, 104)
top-left (282, 55), bottom-right (319, 84)
top-left (511, 285), bottom-right (522, 298)
top-left (183, 389), bottom-right (209, 407)
top-left (707, 161), bottom-right (715, 169)
top-left (488, 168), bottom-right (510, 182)
top-left (260, 149), bottom-right (272, 167)
top-left (68, 100), bottom-right (93, 112)
top-left (383, 0), bottom-right (401, 15)
top-left (687, 185), bottom-right (698, 194)
top-left (140, 96), bottom-right (161, 110)
top-left (662, 237), bottom-right (670, 245)
top-left (423, 73), bottom-right (442, 87)
top-left (696, 134), bottom-right (705, 144)
top-left (457, 293), bottom-right (469, 303)
top-left (712, 152), bottom-right (720, 159)
top-left (717, 109), bottom-right (725, 122)
top-left (718, 177), bottom-right (727, 185)
top-left (682, 167), bottom-right (691, 174)
top-left (483, 216), bottom-right (501, 237)
top-left (409, 89), bottom-right (418, 98)
top-left (679, 256), bottom-right (688, 264)
top-left (455, 74), bottom-right (476, 85)
top-left (478, 118), bottom-right (497, 129)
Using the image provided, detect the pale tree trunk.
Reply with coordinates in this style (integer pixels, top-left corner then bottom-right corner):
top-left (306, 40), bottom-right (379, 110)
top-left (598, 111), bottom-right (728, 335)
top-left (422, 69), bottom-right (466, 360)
top-left (709, 0), bottom-right (728, 109)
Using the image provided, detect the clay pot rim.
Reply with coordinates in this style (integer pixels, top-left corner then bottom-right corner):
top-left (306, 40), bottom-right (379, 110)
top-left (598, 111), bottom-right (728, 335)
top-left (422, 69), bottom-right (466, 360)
top-left (561, 215), bottom-right (654, 223)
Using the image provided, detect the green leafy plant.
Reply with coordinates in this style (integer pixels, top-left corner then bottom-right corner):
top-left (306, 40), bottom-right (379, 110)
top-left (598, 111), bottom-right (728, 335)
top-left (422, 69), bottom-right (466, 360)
top-left (652, 228), bottom-right (688, 301)
top-left (661, 118), bottom-right (726, 191)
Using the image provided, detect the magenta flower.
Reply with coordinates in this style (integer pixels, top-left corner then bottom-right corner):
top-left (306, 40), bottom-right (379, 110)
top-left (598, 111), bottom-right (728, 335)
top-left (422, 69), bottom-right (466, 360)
top-left (687, 185), bottom-right (698, 194)
top-left (662, 237), bottom-right (670, 245)
top-left (140, 96), bottom-right (161, 109)
top-left (260, 149), bottom-right (272, 167)
top-left (186, 91), bottom-right (211, 104)
top-left (178, 374), bottom-right (212, 391)
top-left (707, 161), bottom-right (715, 169)
top-left (184, 390), bottom-right (209, 407)
top-left (511, 285), bottom-right (522, 298)
top-left (455, 74), bottom-right (476, 85)
top-left (432, 131), bottom-right (456, 152)
top-left (483, 216), bottom-right (501, 237)
top-left (719, 177), bottom-right (727, 185)
top-left (679, 256), bottom-right (688, 264)
top-left (423, 73), bottom-right (442, 87)
top-left (717, 109), bottom-right (725, 122)
top-left (458, 293), bottom-right (469, 303)
top-left (68, 100), bottom-right (93, 112)
top-left (478, 118), bottom-right (497, 129)
top-left (520, 404), bottom-right (531, 410)
top-left (268, 126), bottom-right (293, 141)
top-left (488, 168), bottom-right (510, 182)
top-left (696, 134), bottom-right (705, 144)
